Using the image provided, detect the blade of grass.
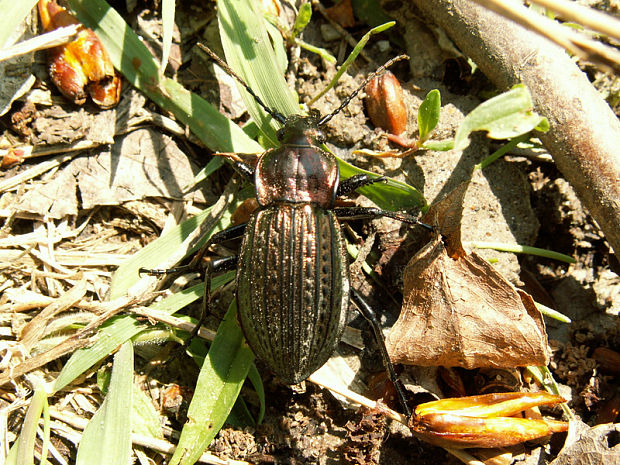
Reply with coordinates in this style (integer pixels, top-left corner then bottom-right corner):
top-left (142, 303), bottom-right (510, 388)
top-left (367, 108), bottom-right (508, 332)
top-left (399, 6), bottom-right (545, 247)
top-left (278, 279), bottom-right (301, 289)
top-left (54, 273), bottom-right (234, 391)
top-left (66, 0), bottom-right (262, 154)
top-left (160, 0), bottom-right (174, 73)
top-left (218, 0), bottom-right (299, 145)
top-left (14, 386), bottom-right (47, 465)
top-left (307, 21), bottom-right (396, 105)
top-left (475, 133), bottom-right (530, 170)
top-left (534, 301), bottom-right (571, 323)
top-left (0, 0), bottom-right (37, 48)
top-left (468, 241), bottom-right (576, 263)
top-left (76, 342), bottom-right (133, 465)
top-left (526, 366), bottom-right (575, 419)
top-left (169, 301), bottom-right (255, 465)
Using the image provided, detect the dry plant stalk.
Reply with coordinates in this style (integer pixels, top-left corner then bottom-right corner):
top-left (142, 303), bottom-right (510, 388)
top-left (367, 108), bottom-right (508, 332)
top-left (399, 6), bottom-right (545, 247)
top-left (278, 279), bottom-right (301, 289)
top-left (386, 183), bottom-right (550, 368)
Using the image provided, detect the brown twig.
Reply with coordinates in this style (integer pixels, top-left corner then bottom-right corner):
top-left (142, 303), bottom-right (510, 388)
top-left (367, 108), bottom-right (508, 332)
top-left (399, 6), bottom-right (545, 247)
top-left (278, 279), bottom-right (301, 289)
top-left (404, 0), bottom-right (620, 255)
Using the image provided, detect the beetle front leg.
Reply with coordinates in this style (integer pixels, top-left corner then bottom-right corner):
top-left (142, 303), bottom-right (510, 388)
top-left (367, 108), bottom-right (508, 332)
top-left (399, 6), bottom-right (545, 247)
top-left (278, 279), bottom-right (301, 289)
top-left (350, 289), bottom-right (412, 418)
top-left (335, 206), bottom-right (432, 230)
top-left (212, 152), bottom-right (257, 181)
top-left (336, 174), bottom-right (387, 197)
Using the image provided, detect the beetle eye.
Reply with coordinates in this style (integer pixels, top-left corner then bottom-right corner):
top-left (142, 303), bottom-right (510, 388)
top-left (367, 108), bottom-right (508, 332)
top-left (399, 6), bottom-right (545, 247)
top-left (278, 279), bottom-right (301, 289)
top-left (315, 130), bottom-right (326, 144)
top-left (276, 128), bottom-right (285, 141)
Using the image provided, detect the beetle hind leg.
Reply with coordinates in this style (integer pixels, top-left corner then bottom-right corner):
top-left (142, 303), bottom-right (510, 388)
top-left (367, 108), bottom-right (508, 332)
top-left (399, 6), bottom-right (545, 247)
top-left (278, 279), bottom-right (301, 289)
top-left (350, 289), bottom-right (412, 418)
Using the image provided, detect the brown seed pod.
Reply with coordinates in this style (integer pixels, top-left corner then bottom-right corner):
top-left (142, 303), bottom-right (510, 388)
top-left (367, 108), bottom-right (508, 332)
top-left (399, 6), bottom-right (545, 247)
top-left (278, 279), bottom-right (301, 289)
top-left (38, 0), bottom-right (121, 108)
top-left (364, 70), bottom-right (407, 136)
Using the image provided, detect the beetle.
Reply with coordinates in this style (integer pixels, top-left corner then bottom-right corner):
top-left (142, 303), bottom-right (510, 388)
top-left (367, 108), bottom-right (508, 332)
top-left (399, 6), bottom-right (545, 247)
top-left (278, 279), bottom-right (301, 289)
top-left (144, 50), bottom-right (428, 416)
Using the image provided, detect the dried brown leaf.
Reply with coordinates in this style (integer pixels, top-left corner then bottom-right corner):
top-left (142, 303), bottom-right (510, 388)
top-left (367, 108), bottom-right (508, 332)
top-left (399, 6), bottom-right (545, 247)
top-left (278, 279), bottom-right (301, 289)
top-left (325, 0), bottom-right (355, 28)
top-left (386, 183), bottom-right (549, 368)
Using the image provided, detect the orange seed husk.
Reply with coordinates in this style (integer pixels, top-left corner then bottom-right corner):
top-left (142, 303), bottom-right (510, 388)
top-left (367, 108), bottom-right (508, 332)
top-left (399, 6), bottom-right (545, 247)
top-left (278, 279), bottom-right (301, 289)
top-left (365, 71), bottom-right (408, 136)
top-left (410, 391), bottom-right (568, 448)
top-left (38, 0), bottom-right (121, 108)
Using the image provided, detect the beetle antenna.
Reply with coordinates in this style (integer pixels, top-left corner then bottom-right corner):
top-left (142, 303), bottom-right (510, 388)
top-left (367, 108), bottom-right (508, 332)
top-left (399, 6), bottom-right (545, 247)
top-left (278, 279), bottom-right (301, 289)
top-left (317, 54), bottom-right (409, 127)
top-left (197, 43), bottom-right (287, 125)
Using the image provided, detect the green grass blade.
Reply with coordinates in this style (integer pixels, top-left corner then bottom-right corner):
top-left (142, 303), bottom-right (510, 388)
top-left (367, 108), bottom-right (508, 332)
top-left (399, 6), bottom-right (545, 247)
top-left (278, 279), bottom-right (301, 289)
top-left (534, 302), bottom-right (571, 323)
top-left (307, 21), bottom-right (395, 105)
top-left (526, 366), bottom-right (575, 419)
top-left (469, 241), bottom-right (576, 263)
top-left (54, 274), bottom-right (234, 391)
top-left (0, 0), bottom-right (37, 48)
top-left (475, 133), bottom-right (530, 170)
top-left (218, 0), bottom-right (299, 144)
top-left (170, 300), bottom-right (255, 465)
top-left (247, 364), bottom-right (266, 424)
top-left (14, 386), bottom-right (47, 465)
top-left (108, 206), bottom-right (215, 300)
top-left (66, 0), bottom-right (262, 154)
top-left (160, 0), bottom-right (175, 72)
top-left (76, 342), bottom-right (133, 465)
top-left (453, 84), bottom-right (548, 151)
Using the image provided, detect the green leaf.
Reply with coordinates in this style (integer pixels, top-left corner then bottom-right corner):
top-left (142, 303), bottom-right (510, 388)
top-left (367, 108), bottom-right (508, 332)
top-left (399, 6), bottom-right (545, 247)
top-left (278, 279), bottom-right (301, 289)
top-left (453, 84), bottom-right (547, 151)
top-left (292, 2), bottom-right (313, 38)
top-left (417, 89), bottom-right (441, 141)
top-left (76, 342), bottom-right (133, 465)
top-left (169, 301), bottom-right (255, 465)
top-left (339, 159), bottom-right (427, 210)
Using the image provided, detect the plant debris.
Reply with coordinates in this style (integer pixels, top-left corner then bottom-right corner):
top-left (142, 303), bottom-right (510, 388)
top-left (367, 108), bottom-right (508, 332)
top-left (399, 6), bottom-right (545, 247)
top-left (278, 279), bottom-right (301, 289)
top-left (386, 182), bottom-right (550, 368)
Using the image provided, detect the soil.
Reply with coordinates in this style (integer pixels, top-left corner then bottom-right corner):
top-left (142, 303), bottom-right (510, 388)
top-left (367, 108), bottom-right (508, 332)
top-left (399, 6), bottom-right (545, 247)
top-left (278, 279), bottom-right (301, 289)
top-left (1, 1), bottom-right (618, 465)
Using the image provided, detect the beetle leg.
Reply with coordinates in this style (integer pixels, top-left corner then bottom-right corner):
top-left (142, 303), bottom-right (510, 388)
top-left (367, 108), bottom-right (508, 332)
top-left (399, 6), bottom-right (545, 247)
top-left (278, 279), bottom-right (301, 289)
top-left (335, 206), bottom-right (433, 230)
top-left (350, 289), bottom-right (412, 418)
top-left (140, 224), bottom-right (246, 349)
top-left (212, 152), bottom-right (257, 181)
top-left (186, 254), bottom-right (238, 348)
top-left (336, 174), bottom-right (387, 197)
top-left (231, 160), bottom-right (255, 181)
top-left (139, 223), bottom-right (247, 276)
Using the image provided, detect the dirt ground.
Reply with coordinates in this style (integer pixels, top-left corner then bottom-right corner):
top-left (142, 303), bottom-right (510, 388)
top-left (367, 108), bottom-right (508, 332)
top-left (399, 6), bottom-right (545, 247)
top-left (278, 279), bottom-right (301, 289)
top-left (1, 1), bottom-right (619, 464)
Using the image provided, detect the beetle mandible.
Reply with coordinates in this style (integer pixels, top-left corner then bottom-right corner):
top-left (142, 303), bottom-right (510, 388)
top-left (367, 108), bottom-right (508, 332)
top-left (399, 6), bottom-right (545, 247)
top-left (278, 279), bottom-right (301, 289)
top-left (145, 51), bottom-right (427, 416)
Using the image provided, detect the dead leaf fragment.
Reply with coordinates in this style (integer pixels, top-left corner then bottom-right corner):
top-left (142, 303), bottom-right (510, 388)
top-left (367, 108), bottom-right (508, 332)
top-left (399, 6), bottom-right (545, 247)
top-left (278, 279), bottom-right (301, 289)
top-left (325, 0), bottom-right (355, 28)
top-left (386, 183), bottom-right (549, 368)
top-left (550, 420), bottom-right (620, 465)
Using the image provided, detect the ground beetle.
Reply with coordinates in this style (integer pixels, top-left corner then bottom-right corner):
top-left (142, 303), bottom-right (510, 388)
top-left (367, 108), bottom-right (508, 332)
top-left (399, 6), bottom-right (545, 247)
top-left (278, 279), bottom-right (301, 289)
top-left (144, 49), bottom-right (428, 417)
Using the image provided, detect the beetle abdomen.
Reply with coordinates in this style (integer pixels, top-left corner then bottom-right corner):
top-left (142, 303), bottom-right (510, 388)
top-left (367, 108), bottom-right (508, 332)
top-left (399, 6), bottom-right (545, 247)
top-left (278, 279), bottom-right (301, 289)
top-left (237, 204), bottom-right (349, 384)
